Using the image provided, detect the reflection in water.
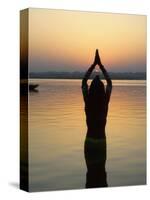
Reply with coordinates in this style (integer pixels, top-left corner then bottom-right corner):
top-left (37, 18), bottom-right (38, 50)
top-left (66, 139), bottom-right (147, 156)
top-left (84, 137), bottom-right (107, 188)
top-left (28, 79), bottom-right (146, 191)
top-left (30, 88), bottom-right (39, 93)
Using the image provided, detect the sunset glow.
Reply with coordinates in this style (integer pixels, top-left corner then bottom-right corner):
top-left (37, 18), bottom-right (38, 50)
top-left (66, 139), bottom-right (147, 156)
top-left (27, 8), bottom-right (146, 72)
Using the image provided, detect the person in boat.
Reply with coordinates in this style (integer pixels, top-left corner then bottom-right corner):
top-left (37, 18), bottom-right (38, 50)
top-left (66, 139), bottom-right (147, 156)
top-left (82, 49), bottom-right (112, 188)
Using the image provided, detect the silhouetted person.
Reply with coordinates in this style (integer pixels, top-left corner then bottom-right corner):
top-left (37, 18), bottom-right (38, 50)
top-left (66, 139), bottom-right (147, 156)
top-left (82, 49), bottom-right (112, 188)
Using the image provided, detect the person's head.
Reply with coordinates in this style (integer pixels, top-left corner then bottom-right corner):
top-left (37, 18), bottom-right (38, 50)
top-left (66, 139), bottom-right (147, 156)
top-left (87, 75), bottom-right (106, 112)
top-left (89, 75), bottom-right (105, 97)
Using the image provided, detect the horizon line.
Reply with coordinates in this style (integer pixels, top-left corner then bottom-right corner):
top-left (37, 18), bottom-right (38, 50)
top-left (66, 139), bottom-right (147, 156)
top-left (30, 71), bottom-right (146, 73)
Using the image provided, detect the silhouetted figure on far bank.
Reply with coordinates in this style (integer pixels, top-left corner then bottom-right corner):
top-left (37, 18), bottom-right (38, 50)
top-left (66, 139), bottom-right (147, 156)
top-left (82, 49), bottom-right (112, 188)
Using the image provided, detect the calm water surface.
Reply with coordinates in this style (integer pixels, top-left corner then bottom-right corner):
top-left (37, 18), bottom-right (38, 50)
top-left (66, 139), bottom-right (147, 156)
top-left (28, 79), bottom-right (146, 191)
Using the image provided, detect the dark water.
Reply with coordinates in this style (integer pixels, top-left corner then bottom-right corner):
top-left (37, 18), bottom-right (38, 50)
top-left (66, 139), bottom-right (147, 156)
top-left (28, 79), bottom-right (146, 191)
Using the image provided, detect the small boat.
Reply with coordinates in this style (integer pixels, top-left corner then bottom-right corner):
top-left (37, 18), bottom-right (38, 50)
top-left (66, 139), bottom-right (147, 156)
top-left (20, 83), bottom-right (39, 93)
top-left (29, 84), bottom-right (39, 91)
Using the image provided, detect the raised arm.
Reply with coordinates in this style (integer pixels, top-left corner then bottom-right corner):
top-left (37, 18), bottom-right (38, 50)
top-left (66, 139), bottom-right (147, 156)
top-left (100, 65), bottom-right (112, 87)
top-left (81, 64), bottom-right (95, 104)
top-left (81, 51), bottom-right (98, 103)
top-left (82, 64), bottom-right (95, 86)
top-left (100, 65), bottom-right (112, 103)
top-left (95, 49), bottom-right (112, 103)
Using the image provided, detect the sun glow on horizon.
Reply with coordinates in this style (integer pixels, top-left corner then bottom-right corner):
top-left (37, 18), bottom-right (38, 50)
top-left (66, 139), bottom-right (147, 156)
top-left (26, 8), bottom-right (146, 72)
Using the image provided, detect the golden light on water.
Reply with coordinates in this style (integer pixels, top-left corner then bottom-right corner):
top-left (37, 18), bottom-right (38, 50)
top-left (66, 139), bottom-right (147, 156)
top-left (28, 79), bottom-right (146, 190)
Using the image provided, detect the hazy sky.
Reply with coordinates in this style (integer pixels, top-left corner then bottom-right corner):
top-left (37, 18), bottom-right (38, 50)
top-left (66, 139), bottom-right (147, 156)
top-left (28, 8), bottom-right (146, 72)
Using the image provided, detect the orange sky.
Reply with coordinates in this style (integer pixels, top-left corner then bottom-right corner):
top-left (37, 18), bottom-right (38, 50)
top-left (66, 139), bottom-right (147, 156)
top-left (27, 8), bottom-right (146, 72)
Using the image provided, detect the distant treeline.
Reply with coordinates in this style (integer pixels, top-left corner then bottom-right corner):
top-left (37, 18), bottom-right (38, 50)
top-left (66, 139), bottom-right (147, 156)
top-left (30, 71), bottom-right (146, 80)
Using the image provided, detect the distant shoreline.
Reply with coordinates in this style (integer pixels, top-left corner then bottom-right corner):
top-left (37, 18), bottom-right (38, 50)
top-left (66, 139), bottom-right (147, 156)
top-left (29, 72), bottom-right (146, 80)
top-left (29, 77), bottom-right (146, 80)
